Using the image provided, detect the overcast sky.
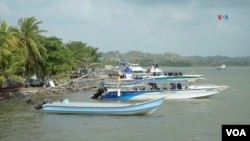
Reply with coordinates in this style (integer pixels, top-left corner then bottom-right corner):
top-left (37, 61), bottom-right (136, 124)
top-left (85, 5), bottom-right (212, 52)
top-left (1, 0), bottom-right (250, 57)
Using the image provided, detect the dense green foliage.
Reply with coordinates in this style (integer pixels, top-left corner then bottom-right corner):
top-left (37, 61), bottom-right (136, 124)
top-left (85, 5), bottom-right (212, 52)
top-left (0, 17), bottom-right (101, 85)
top-left (39, 36), bottom-right (73, 78)
top-left (65, 41), bottom-right (102, 70)
top-left (101, 51), bottom-right (250, 67)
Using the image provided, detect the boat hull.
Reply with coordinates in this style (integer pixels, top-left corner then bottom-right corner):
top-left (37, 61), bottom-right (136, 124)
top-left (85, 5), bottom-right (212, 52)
top-left (1, 84), bottom-right (24, 92)
top-left (101, 88), bottom-right (222, 100)
top-left (42, 97), bottom-right (164, 115)
top-left (189, 85), bottom-right (229, 92)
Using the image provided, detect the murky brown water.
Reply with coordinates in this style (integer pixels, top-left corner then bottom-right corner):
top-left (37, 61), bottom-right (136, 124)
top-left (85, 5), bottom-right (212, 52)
top-left (1, 67), bottom-right (250, 141)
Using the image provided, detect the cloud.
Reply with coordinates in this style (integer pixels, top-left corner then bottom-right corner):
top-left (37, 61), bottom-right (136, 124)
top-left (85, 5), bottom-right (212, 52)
top-left (1, 0), bottom-right (250, 57)
top-left (0, 1), bottom-right (10, 20)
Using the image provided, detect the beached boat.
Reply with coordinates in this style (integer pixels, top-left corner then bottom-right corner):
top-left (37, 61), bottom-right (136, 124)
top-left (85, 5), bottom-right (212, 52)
top-left (91, 79), bottom-right (228, 100)
top-left (36, 97), bottom-right (164, 115)
top-left (1, 81), bottom-right (24, 92)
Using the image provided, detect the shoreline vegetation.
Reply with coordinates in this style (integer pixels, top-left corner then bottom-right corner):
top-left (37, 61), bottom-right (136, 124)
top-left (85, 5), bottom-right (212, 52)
top-left (0, 16), bottom-right (103, 102)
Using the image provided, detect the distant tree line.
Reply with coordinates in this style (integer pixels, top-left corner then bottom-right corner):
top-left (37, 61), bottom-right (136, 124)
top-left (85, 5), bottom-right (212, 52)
top-left (101, 51), bottom-right (250, 67)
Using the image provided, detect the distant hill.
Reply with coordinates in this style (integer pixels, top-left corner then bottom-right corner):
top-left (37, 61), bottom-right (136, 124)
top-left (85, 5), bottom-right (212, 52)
top-left (100, 51), bottom-right (250, 67)
top-left (186, 55), bottom-right (250, 66)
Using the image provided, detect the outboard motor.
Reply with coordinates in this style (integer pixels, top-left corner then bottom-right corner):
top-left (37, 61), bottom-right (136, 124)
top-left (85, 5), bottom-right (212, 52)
top-left (91, 86), bottom-right (107, 99)
top-left (34, 98), bottom-right (53, 110)
top-left (177, 83), bottom-right (182, 89)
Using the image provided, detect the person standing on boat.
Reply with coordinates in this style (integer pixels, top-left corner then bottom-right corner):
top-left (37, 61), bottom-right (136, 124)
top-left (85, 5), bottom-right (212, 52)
top-left (124, 65), bottom-right (131, 74)
top-left (124, 65), bottom-right (132, 79)
top-left (116, 75), bottom-right (121, 82)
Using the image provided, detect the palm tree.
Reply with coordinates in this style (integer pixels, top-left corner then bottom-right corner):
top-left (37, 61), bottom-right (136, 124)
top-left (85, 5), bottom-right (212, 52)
top-left (0, 21), bottom-right (11, 84)
top-left (0, 48), bottom-right (25, 83)
top-left (0, 21), bottom-right (25, 87)
top-left (16, 16), bottom-right (47, 77)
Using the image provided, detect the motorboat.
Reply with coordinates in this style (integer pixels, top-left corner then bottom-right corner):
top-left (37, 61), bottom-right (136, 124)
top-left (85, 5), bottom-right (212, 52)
top-left (96, 86), bottom-right (225, 100)
top-left (91, 79), bottom-right (228, 100)
top-left (217, 64), bottom-right (226, 70)
top-left (146, 64), bottom-right (205, 83)
top-left (35, 97), bottom-right (165, 116)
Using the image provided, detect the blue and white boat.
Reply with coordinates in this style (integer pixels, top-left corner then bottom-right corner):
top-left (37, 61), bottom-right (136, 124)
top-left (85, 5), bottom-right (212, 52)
top-left (98, 87), bottom-right (223, 100)
top-left (91, 79), bottom-right (228, 100)
top-left (37, 98), bottom-right (164, 116)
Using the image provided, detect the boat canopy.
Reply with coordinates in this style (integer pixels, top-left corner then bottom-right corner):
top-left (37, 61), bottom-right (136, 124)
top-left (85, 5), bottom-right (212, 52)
top-left (119, 61), bottom-right (129, 66)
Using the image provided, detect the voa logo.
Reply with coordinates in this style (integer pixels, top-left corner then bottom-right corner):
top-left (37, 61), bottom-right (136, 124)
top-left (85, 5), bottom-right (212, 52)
top-left (217, 14), bottom-right (229, 20)
top-left (226, 129), bottom-right (246, 136)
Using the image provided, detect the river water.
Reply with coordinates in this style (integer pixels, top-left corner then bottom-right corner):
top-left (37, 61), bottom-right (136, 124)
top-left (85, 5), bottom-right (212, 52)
top-left (0, 67), bottom-right (250, 141)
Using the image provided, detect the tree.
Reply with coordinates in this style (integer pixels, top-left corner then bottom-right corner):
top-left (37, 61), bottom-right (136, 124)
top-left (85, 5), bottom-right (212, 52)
top-left (66, 41), bottom-right (101, 72)
top-left (16, 16), bottom-right (47, 77)
top-left (0, 21), bottom-right (24, 85)
top-left (82, 46), bottom-right (101, 69)
top-left (39, 36), bottom-right (73, 79)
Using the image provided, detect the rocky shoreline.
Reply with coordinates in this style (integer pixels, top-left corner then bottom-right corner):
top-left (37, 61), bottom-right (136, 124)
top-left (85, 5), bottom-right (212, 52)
top-left (0, 71), bottom-right (113, 102)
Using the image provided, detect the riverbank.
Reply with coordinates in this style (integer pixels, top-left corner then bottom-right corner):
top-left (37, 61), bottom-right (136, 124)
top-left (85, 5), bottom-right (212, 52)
top-left (0, 71), bottom-right (112, 101)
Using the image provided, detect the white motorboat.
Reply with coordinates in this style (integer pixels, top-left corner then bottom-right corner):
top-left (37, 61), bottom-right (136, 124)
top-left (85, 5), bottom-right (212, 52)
top-left (217, 64), bottom-right (226, 70)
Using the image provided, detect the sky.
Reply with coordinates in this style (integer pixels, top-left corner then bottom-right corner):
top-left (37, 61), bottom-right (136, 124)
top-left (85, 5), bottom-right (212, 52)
top-left (1, 0), bottom-right (250, 57)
